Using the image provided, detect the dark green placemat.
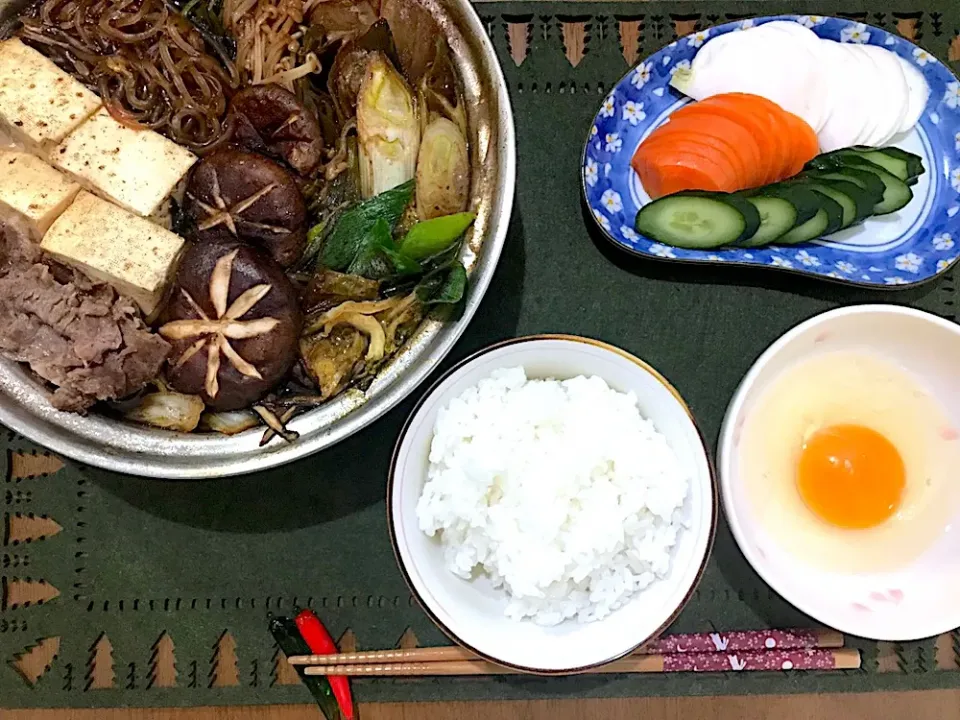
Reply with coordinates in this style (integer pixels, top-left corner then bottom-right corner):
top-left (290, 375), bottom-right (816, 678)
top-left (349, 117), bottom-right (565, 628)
top-left (4, 0), bottom-right (960, 708)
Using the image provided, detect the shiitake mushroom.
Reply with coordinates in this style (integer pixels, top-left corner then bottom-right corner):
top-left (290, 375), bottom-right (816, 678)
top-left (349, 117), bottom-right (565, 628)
top-left (228, 85), bottom-right (324, 175)
top-left (184, 149), bottom-right (307, 268)
top-left (159, 240), bottom-right (302, 411)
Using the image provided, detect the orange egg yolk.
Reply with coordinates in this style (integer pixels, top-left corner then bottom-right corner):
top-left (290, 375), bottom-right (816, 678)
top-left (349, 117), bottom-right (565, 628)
top-left (796, 424), bottom-right (906, 529)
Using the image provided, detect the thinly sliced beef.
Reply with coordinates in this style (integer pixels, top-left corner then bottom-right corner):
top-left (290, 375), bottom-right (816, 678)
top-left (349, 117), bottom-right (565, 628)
top-left (0, 224), bottom-right (170, 412)
top-left (0, 213), bottom-right (42, 266)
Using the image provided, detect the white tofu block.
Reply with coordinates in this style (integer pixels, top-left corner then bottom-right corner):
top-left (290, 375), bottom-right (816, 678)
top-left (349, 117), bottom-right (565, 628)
top-left (0, 150), bottom-right (81, 239)
top-left (53, 107), bottom-right (197, 218)
top-left (0, 38), bottom-right (101, 154)
top-left (41, 191), bottom-right (184, 315)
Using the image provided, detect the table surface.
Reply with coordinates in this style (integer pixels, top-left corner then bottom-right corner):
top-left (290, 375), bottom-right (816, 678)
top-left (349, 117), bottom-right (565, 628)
top-left (4, 5), bottom-right (960, 720)
top-left (3, 690), bottom-right (960, 719)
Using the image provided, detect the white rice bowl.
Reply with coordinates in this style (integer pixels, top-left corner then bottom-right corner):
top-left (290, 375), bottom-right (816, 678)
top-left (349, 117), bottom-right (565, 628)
top-left (416, 366), bottom-right (690, 626)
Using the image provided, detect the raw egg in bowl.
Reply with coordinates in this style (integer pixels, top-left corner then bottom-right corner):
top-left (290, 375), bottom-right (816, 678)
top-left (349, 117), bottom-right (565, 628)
top-left (719, 305), bottom-right (960, 641)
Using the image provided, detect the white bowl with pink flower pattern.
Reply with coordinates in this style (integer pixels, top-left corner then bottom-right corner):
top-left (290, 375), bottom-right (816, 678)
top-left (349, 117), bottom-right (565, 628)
top-left (719, 305), bottom-right (960, 641)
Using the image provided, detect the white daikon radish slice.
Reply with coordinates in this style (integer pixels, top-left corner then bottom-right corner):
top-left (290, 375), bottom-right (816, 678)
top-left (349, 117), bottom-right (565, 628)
top-left (670, 33), bottom-right (734, 97)
top-left (840, 44), bottom-right (888, 147)
top-left (817, 41), bottom-right (870, 152)
top-left (896, 54), bottom-right (930, 134)
top-left (748, 24), bottom-right (831, 132)
top-left (689, 31), bottom-right (742, 77)
top-left (859, 44), bottom-right (910, 146)
top-left (755, 19), bottom-right (822, 44)
top-left (682, 29), bottom-right (818, 123)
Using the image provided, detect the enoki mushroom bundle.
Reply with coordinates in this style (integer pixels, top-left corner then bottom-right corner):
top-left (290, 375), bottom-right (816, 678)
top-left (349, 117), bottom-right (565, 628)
top-left (222, 0), bottom-right (321, 92)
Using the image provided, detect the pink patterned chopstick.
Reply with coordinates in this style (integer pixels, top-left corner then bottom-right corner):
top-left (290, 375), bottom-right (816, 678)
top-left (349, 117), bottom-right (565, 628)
top-left (300, 648), bottom-right (860, 676)
top-left (638, 628), bottom-right (843, 655)
top-left (652, 647), bottom-right (859, 673)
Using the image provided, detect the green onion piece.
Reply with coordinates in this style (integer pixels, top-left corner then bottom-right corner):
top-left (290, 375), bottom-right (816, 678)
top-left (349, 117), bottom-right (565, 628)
top-left (381, 245), bottom-right (422, 276)
top-left (398, 212), bottom-right (475, 261)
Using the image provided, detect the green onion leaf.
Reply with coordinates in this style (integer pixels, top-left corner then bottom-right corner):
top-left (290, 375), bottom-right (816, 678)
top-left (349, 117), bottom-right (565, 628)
top-left (416, 262), bottom-right (467, 306)
top-left (320, 180), bottom-right (414, 271)
top-left (346, 218), bottom-right (395, 279)
top-left (398, 212), bottom-right (475, 260)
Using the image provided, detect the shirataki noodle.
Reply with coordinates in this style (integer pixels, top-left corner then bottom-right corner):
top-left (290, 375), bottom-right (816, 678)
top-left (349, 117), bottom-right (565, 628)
top-left (19, 0), bottom-right (238, 151)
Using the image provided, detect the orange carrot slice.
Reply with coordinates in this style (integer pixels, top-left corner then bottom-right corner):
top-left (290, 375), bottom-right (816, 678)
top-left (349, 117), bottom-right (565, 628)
top-left (655, 162), bottom-right (727, 197)
top-left (670, 97), bottom-right (772, 187)
top-left (634, 146), bottom-right (739, 198)
top-left (630, 92), bottom-right (823, 197)
top-left (635, 135), bottom-right (742, 191)
top-left (714, 93), bottom-right (814, 182)
top-left (643, 115), bottom-right (755, 188)
top-left (779, 109), bottom-right (820, 177)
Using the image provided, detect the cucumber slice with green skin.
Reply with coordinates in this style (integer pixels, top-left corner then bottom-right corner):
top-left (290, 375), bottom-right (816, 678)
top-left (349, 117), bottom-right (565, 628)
top-left (799, 178), bottom-right (874, 227)
top-left (774, 193), bottom-right (845, 245)
top-left (836, 160), bottom-right (913, 215)
top-left (739, 195), bottom-right (797, 247)
top-left (800, 183), bottom-right (856, 228)
top-left (758, 184), bottom-right (822, 224)
top-left (808, 149), bottom-right (907, 183)
top-left (850, 150), bottom-right (914, 183)
top-left (634, 192), bottom-right (760, 249)
top-left (805, 153), bottom-right (851, 173)
top-left (852, 145), bottom-right (924, 183)
top-left (808, 147), bottom-right (925, 186)
top-left (817, 193), bottom-right (846, 235)
top-left (803, 167), bottom-right (885, 205)
top-left (773, 209), bottom-right (830, 246)
top-left (737, 185), bottom-right (821, 247)
top-left (820, 179), bottom-right (875, 222)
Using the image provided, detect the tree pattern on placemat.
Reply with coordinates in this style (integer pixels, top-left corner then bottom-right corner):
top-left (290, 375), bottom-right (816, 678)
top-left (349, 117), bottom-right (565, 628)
top-left (8, 452), bottom-right (63, 480)
top-left (672, 17), bottom-right (698, 36)
top-left (85, 633), bottom-right (114, 690)
top-left (896, 16), bottom-right (918, 40)
top-left (271, 646), bottom-right (300, 687)
top-left (560, 19), bottom-right (588, 66)
top-left (210, 631), bottom-right (239, 688)
top-left (2, 577), bottom-right (60, 610)
top-left (148, 632), bottom-right (176, 688)
top-left (949, 34), bottom-right (960, 61)
top-left (875, 642), bottom-right (901, 673)
top-left (337, 629), bottom-right (357, 654)
top-left (619, 19), bottom-right (642, 65)
top-left (11, 637), bottom-right (60, 686)
top-left (506, 21), bottom-right (528, 66)
top-left (396, 628), bottom-right (419, 650)
top-left (4, 513), bottom-right (62, 545)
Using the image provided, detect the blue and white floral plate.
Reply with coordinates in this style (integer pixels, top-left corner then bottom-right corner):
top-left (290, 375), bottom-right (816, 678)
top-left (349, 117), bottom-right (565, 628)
top-left (582, 15), bottom-right (960, 287)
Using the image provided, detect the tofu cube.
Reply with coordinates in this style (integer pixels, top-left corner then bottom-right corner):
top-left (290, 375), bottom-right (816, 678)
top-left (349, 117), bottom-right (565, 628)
top-left (0, 150), bottom-right (81, 239)
top-left (41, 192), bottom-right (184, 316)
top-left (53, 107), bottom-right (197, 218)
top-left (0, 38), bottom-right (101, 154)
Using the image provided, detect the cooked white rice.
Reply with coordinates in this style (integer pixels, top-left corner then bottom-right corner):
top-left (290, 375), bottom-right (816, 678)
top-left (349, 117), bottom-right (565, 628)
top-left (416, 366), bottom-right (689, 626)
